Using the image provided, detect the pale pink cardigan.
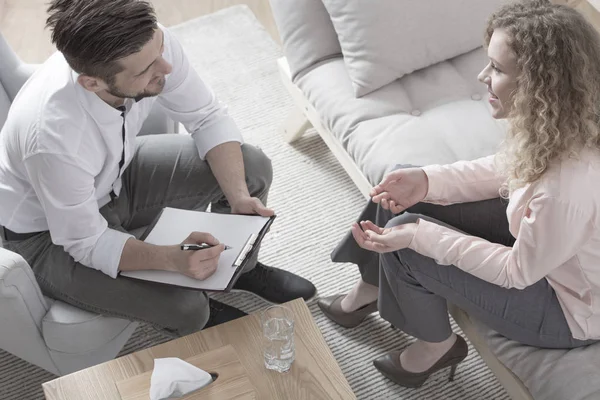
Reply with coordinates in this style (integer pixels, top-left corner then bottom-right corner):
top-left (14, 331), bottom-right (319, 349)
top-left (410, 149), bottom-right (600, 340)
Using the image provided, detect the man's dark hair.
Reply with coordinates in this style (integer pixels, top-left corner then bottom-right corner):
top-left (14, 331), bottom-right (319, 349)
top-left (46, 0), bottom-right (158, 84)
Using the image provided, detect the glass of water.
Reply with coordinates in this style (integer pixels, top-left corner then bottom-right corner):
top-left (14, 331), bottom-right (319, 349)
top-left (261, 305), bottom-right (295, 373)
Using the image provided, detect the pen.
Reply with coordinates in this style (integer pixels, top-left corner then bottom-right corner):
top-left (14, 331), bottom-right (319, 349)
top-left (180, 243), bottom-right (232, 251)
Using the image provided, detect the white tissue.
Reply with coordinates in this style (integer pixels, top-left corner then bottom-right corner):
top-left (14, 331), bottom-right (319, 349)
top-left (149, 357), bottom-right (213, 400)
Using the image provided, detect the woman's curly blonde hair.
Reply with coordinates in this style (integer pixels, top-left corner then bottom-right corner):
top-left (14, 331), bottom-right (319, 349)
top-left (485, 0), bottom-right (600, 194)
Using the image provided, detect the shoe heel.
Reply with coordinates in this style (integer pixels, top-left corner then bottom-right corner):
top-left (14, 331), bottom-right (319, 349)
top-left (448, 364), bottom-right (458, 382)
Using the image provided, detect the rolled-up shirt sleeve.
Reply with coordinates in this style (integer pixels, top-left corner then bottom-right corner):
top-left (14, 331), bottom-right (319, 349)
top-left (23, 153), bottom-right (133, 278)
top-left (158, 26), bottom-right (243, 159)
top-left (422, 155), bottom-right (504, 205)
top-left (408, 195), bottom-right (594, 289)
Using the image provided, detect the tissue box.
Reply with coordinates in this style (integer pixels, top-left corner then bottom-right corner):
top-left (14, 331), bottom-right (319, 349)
top-left (116, 345), bottom-right (255, 399)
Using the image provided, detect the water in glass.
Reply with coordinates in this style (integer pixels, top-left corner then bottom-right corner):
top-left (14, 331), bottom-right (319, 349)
top-left (262, 306), bottom-right (295, 373)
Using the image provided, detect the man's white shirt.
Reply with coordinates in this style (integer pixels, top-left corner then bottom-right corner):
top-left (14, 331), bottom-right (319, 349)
top-left (0, 26), bottom-right (243, 278)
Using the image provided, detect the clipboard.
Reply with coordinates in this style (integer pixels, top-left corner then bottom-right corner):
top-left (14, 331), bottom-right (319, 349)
top-left (120, 207), bottom-right (276, 292)
top-left (220, 215), bottom-right (275, 292)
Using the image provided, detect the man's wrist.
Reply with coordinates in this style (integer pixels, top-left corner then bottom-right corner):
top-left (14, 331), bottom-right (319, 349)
top-left (119, 239), bottom-right (179, 273)
top-left (162, 245), bottom-right (181, 272)
top-left (228, 192), bottom-right (252, 207)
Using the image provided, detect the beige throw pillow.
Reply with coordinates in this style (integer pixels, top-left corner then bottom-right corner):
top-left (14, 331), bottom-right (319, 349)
top-left (269, 0), bottom-right (342, 80)
top-left (321, 0), bottom-right (510, 97)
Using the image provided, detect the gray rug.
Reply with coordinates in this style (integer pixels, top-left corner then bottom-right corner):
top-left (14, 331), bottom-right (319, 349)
top-left (0, 6), bottom-right (510, 400)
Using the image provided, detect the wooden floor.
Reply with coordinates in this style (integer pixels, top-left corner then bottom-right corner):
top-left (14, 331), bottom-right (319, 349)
top-left (0, 0), bottom-right (279, 63)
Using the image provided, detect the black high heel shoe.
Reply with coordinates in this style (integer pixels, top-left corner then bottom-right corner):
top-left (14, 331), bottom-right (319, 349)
top-left (373, 335), bottom-right (468, 388)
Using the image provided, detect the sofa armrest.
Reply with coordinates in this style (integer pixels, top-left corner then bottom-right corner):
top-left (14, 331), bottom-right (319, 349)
top-left (0, 247), bottom-right (59, 374)
top-left (43, 301), bottom-right (134, 354)
top-left (0, 33), bottom-right (39, 101)
top-left (0, 247), bottom-right (49, 326)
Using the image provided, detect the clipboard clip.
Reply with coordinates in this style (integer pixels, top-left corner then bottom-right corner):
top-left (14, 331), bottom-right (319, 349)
top-left (233, 233), bottom-right (258, 267)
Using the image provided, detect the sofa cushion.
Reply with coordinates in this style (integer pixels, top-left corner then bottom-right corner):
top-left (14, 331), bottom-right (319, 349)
top-left (321, 0), bottom-right (508, 97)
top-left (470, 316), bottom-right (600, 400)
top-left (296, 47), bottom-right (507, 184)
top-left (43, 301), bottom-right (133, 354)
top-left (269, 0), bottom-right (342, 81)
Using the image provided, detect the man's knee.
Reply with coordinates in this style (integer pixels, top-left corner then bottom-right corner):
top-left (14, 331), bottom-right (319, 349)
top-left (163, 292), bottom-right (210, 337)
top-left (241, 144), bottom-right (272, 194)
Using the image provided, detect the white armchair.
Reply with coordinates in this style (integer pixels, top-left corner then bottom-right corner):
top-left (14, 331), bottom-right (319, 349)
top-left (0, 32), bottom-right (175, 376)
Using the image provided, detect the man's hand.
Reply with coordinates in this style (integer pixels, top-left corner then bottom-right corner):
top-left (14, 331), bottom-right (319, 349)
top-left (230, 196), bottom-right (274, 217)
top-left (351, 220), bottom-right (418, 253)
top-left (169, 232), bottom-right (225, 280)
top-left (370, 168), bottom-right (429, 214)
top-left (205, 143), bottom-right (274, 217)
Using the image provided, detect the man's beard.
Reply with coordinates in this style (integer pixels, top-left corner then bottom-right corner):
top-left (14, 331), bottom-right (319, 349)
top-left (107, 78), bottom-right (166, 101)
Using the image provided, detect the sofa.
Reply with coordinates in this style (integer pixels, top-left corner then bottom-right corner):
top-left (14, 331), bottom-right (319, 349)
top-left (0, 32), bottom-right (176, 376)
top-left (269, 0), bottom-right (600, 399)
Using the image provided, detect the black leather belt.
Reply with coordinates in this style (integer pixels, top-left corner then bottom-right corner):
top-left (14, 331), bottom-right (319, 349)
top-left (0, 226), bottom-right (43, 242)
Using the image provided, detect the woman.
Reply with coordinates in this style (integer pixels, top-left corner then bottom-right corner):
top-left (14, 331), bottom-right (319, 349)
top-left (319, 0), bottom-right (600, 388)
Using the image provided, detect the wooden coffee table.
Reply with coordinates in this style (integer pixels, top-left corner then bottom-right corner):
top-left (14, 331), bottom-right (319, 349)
top-left (42, 298), bottom-right (355, 399)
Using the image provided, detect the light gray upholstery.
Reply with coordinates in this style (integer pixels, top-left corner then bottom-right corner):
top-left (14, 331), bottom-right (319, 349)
top-left (269, 1), bottom-right (600, 398)
top-left (43, 302), bottom-right (135, 354)
top-left (0, 33), bottom-right (175, 376)
top-left (269, 0), bottom-right (341, 80)
top-left (0, 34), bottom-right (37, 102)
top-left (43, 301), bottom-right (139, 375)
top-left (471, 317), bottom-right (600, 400)
top-left (0, 247), bottom-right (58, 374)
top-left (0, 84), bottom-right (10, 127)
top-left (295, 51), bottom-right (507, 185)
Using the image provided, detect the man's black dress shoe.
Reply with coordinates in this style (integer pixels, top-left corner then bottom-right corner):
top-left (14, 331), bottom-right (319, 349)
top-left (204, 299), bottom-right (247, 329)
top-left (233, 262), bottom-right (316, 303)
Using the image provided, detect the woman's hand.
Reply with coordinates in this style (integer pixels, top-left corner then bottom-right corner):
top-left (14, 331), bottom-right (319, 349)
top-left (370, 168), bottom-right (429, 214)
top-left (351, 220), bottom-right (418, 253)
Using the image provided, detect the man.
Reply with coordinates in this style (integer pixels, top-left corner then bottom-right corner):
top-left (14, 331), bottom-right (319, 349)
top-left (0, 0), bottom-right (315, 337)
